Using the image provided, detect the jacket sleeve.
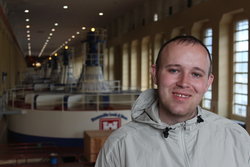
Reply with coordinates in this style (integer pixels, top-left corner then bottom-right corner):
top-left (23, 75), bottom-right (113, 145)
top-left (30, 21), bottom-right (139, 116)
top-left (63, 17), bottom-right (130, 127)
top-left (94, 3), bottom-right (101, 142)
top-left (95, 136), bottom-right (123, 167)
top-left (95, 148), bottom-right (114, 167)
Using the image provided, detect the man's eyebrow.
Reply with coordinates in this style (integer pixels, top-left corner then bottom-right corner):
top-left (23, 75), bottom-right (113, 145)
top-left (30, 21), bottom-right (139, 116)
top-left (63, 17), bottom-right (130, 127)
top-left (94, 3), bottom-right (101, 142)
top-left (164, 64), bottom-right (181, 68)
top-left (193, 67), bottom-right (206, 74)
top-left (164, 64), bottom-right (207, 74)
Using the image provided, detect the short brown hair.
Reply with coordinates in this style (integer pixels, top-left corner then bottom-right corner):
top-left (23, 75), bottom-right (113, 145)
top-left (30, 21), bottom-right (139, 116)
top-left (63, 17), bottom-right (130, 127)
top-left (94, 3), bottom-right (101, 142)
top-left (155, 35), bottom-right (212, 74)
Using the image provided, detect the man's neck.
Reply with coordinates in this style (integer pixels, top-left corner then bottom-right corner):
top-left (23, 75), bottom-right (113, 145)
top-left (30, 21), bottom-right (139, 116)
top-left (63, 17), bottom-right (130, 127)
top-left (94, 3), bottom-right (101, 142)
top-left (159, 109), bottom-right (197, 125)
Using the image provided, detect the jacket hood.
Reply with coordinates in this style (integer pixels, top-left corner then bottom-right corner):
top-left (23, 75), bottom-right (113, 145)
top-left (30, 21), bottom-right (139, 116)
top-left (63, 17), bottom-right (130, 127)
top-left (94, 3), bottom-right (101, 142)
top-left (131, 89), bottom-right (203, 130)
top-left (131, 89), bottom-right (165, 129)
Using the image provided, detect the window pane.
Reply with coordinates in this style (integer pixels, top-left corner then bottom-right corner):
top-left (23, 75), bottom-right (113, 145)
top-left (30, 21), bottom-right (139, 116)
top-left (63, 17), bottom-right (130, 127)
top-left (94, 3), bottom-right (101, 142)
top-left (234, 84), bottom-right (248, 94)
top-left (205, 29), bottom-right (212, 36)
top-left (204, 91), bottom-right (212, 99)
top-left (234, 104), bottom-right (247, 117)
top-left (234, 62), bottom-right (248, 72)
top-left (202, 99), bottom-right (211, 109)
top-left (235, 41), bottom-right (249, 51)
top-left (235, 20), bottom-right (248, 31)
top-left (234, 94), bottom-right (248, 105)
top-left (235, 51), bottom-right (248, 62)
top-left (204, 37), bottom-right (212, 45)
top-left (235, 30), bottom-right (248, 41)
top-left (235, 74), bottom-right (248, 83)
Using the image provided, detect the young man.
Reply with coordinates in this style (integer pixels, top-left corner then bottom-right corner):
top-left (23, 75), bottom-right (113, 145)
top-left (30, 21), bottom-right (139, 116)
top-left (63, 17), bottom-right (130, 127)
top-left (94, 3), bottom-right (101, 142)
top-left (95, 36), bottom-right (250, 167)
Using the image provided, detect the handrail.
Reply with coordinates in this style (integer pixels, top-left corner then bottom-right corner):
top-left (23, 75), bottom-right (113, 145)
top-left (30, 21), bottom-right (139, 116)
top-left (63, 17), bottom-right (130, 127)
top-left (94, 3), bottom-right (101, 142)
top-left (5, 86), bottom-right (140, 113)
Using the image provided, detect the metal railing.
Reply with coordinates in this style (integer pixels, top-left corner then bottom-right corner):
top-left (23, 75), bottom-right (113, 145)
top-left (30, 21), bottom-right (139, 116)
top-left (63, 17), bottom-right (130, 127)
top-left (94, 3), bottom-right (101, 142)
top-left (5, 86), bottom-right (140, 112)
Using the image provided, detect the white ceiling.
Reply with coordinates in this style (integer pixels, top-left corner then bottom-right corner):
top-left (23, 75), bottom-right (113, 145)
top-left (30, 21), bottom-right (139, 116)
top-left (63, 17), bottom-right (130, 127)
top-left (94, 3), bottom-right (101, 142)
top-left (5, 0), bottom-right (147, 57)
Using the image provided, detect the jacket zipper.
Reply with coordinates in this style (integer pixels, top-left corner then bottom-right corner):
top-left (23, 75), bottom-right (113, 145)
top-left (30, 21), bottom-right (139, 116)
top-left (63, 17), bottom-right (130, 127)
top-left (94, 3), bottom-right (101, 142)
top-left (180, 122), bottom-right (191, 167)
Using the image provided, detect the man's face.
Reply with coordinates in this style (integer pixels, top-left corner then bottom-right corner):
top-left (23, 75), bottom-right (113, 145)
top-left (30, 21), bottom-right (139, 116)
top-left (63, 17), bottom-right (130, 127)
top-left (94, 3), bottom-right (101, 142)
top-left (152, 42), bottom-right (214, 124)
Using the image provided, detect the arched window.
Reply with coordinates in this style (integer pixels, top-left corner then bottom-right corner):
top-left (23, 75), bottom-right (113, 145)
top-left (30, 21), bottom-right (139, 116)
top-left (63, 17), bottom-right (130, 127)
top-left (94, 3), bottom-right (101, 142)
top-left (202, 28), bottom-right (213, 110)
top-left (232, 19), bottom-right (249, 117)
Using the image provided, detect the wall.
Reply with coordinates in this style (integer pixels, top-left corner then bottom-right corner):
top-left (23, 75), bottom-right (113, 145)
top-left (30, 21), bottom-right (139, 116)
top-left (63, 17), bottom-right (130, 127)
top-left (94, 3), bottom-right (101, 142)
top-left (0, 6), bottom-right (26, 94)
top-left (0, 5), bottom-right (27, 143)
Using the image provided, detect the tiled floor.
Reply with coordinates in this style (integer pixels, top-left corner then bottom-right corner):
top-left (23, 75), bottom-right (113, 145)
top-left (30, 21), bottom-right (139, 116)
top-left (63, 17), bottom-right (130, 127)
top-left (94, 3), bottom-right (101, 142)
top-left (0, 143), bottom-right (95, 167)
top-left (0, 162), bottom-right (94, 167)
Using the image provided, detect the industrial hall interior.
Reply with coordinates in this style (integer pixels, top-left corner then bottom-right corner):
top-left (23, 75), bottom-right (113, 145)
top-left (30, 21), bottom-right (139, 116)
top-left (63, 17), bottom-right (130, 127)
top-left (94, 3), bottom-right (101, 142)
top-left (0, 0), bottom-right (250, 166)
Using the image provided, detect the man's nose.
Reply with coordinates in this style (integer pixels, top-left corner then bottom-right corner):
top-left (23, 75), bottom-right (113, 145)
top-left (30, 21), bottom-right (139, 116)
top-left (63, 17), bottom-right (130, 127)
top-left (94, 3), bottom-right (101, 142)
top-left (176, 73), bottom-right (190, 88)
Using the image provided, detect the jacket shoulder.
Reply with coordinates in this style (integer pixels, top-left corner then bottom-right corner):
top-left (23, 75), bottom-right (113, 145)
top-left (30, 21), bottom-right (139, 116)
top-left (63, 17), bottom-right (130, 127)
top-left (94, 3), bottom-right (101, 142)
top-left (96, 121), bottom-right (148, 166)
top-left (202, 109), bottom-right (250, 140)
top-left (106, 121), bottom-right (146, 144)
top-left (101, 121), bottom-right (149, 152)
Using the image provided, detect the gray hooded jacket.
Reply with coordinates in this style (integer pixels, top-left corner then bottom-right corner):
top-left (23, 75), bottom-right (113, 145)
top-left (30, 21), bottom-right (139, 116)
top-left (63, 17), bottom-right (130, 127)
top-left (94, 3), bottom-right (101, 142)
top-left (95, 89), bottom-right (250, 167)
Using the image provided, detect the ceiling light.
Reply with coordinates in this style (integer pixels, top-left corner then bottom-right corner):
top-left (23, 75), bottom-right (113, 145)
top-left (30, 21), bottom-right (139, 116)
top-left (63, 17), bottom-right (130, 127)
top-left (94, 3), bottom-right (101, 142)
top-left (82, 27), bottom-right (86, 30)
top-left (49, 33), bottom-right (53, 36)
top-left (54, 53), bottom-right (58, 56)
top-left (35, 62), bottom-right (41, 67)
top-left (63, 5), bottom-right (68, 9)
top-left (153, 13), bottom-right (158, 22)
top-left (26, 25), bottom-right (30, 28)
top-left (27, 34), bottom-right (30, 37)
top-left (99, 12), bottom-right (104, 16)
top-left (49, 57), bottom-right (52, 60)
top-left (91, 28), bottom-right (95, 32)
top-left (25, 18), bottom-right (30, 22)
top-left (72, 35), bottom-right (75, 38)
top-left (51, 28), bottom-right (55, 32)
top-left (24, 10), bottom-right (29, 13)
top-left (54, 23), bottom-right (59, 26)
top-left (76, 32), bottom-right (80, 35)
top-left (65, 46), bottom-right (68, 49)
top-left (27, 30), bottom-right (30, 33)
top-left (27, 38), bottom-right (30, 41)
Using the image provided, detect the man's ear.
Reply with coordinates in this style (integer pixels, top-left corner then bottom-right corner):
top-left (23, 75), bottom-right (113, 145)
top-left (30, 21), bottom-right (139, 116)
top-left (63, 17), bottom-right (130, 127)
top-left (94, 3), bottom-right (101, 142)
top-left (206, 73), bottom-right (214, 90)
top-left (151, 64), bottom-right (158, 85)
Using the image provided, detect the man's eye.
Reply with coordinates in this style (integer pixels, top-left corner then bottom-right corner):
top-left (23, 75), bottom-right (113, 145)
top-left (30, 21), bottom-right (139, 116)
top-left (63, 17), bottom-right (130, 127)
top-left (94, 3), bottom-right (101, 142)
top-left (192, 73), bottom-right (202, 78)
top-left (168, 69), bottom-right (179, 73)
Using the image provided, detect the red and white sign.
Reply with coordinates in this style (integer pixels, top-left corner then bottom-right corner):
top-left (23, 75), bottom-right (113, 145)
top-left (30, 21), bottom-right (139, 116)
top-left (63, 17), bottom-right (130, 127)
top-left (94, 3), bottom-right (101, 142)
top-left (100, 118), bottom-right (121, 130)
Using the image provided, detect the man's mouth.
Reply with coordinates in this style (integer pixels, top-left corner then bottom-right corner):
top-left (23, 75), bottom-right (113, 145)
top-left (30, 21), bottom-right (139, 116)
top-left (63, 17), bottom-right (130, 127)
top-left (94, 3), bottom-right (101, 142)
top-left (173, 93), bottom-right (191, 98)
